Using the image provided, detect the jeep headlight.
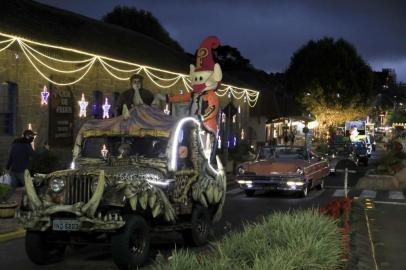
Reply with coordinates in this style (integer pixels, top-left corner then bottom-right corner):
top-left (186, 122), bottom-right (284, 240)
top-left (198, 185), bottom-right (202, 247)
top-left (50, 178), bottom-right (65, 193)
top-left (238, 167), bottom-right (245, 175)
top-left (296, 168), bottom-right (304, 175)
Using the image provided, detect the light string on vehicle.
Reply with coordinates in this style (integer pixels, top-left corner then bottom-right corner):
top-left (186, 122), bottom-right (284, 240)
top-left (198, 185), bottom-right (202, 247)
top-left (0, 31), bottom-right (259, 107)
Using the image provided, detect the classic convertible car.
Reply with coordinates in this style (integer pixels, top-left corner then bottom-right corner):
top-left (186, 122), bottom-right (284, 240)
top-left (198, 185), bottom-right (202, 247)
top-left (236, 145), bottom-right (330, 197)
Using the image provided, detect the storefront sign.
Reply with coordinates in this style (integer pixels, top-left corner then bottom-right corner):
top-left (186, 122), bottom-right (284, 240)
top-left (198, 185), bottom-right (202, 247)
top-left (49, 84), bottom-right (74, 146)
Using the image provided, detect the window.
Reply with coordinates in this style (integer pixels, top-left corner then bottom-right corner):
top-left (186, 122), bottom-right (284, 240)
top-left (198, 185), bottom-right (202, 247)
top-left (92, 90), bottom-right (103, 119)
top-left (0, 82), bottom-right (17, 135)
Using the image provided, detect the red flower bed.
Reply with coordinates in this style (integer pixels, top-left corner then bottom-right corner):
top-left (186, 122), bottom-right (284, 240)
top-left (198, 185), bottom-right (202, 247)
top-left (320, 197), bottom-right (352, 259)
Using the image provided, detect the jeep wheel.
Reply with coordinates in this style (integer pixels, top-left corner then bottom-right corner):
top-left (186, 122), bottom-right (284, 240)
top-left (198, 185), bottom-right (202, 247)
top-left (25, 231), bottom-right (66, 265)
top-left (183, 204), bottom-right (210, 246)
top-left (111, 215), bottom-right (150, 270)
top-left (245, 190), bottom-right (255, 197)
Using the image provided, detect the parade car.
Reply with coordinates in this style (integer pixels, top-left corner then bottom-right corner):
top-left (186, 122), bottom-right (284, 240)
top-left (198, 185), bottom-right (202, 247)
top-left (348, 141), bottom-right (369, 166)
top-left (328, 144), bottom-right (358, 175)
top-left (236, 145), bottom-right (329, 197)
top-left (17, 105), bottom-right (226, 269)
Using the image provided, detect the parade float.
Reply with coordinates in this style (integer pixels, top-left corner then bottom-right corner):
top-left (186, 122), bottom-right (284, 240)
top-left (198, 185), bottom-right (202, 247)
top-left (17, 36), bottom-right (227, 269)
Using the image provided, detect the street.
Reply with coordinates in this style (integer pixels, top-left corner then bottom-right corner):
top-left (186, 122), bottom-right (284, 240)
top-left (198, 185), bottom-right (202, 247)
top-left (0, 149), bottom-right (395, 270)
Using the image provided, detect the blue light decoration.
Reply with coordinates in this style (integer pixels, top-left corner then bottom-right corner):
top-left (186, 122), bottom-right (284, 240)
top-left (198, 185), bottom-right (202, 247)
top-left (40, 85), bottom-right (49, 105)
top-left (233, 135), bottom-right (237, 147)
top-left (78, 93), bottom-right (88, 118)
top-left (102, 98), bottom-right (111, 119)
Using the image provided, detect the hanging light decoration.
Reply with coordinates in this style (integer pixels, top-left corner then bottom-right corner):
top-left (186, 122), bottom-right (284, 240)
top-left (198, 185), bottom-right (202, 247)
top-left (228, 91), bottom-right (231, 98)
top-left (238, 105), bottom-right (241, 114)
top-left (164, 103), bottom-right (170, 115)
top-left (241, 129), bottom-right (245, 140)
top-left (40, 85), bottom-right (49, 105)
top-left (101, 144), bottom-right (108, 158)
top-left (78, 93), bottom-right (88, 118)
top-left (102, 98), bottom-right (111, 119)
top-left (222, 113), bottom-right (226, 123)
top-left (232, 115), bottom-right (236, 123)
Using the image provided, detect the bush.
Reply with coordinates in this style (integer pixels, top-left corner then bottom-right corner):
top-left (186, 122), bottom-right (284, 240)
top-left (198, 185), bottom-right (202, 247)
top-left (0, 183), bottom-right (11, 202)
top-left (375, 149), bottom-right (406, 175)
top-left (153, 209), bottom-right (342, 270)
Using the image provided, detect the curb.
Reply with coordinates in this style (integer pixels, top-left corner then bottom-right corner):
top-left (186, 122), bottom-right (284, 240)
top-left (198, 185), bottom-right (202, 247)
top-left (0, 228), bottom-right (25, 243)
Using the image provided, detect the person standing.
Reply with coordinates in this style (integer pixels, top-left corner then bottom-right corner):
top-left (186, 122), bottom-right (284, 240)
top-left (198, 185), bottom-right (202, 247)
top-left (5, 130), bottom-right (49, 201)
top-left (115, 74), bottom-right (154, 115)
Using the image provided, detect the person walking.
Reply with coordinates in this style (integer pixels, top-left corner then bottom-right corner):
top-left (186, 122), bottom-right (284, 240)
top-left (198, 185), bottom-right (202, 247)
top-left (5, 130), bottom-right (49, 201)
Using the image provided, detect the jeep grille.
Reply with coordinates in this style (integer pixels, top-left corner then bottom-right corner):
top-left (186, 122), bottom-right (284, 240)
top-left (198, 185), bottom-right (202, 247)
top-left (65, 174), bottom-right (94, 204)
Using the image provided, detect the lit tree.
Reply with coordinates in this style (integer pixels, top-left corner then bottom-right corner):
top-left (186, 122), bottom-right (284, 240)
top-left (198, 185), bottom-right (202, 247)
top-left (285, 38), bottom-right (373, 137)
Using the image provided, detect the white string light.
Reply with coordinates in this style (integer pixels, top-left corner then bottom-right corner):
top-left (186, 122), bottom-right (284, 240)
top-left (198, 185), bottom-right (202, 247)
top-left (0, 31), bottom-right (259, 106)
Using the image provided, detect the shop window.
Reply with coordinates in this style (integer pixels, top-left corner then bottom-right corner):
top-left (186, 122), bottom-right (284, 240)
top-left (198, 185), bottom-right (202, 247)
top-left (92, 90), bottom-right (103, 119)
top-left (0, 82), bottom-right (17, 135)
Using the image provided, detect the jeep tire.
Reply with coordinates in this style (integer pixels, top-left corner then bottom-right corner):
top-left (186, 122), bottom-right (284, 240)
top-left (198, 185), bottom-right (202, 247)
top-left (182, 204), bottom-right (210, 246)
top-left (25, 231), bottom-right (66, 265)
top-left (111, 215), bottom-right (150, 270)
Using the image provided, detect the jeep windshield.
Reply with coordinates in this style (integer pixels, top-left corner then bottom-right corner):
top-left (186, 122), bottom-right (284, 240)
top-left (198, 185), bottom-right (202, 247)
top-left (81, 136), bottom-right (168, 159)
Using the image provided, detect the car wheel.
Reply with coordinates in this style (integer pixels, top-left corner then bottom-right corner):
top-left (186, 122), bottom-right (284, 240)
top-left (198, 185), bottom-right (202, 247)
top-left (111, 215), bottom-right (150, 270)
top-left (244, 190), bottom-right (255, 197)
top-left (183, 204), bottom-right (211, 246)
top-left (25, 231), bottom-right (66, 265)
top-left (316, 179), bottom-right (324, 190)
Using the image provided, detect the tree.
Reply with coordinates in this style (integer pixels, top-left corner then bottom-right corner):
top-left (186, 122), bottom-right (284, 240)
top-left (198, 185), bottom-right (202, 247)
top-left (102, 6), bottom-right (184, 53)
top-left (214, 45), bottom-right (253, 70)
top-left (285, 37), bottom-right (373, 129)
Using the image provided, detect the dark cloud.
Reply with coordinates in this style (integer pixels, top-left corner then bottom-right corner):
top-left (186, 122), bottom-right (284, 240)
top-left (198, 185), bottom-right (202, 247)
top-left (37, 0), bottom-right (406, 81)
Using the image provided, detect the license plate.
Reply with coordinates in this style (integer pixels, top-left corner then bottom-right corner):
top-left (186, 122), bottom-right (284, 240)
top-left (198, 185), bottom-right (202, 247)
top-left (52, 219), bottom-right (80, 231)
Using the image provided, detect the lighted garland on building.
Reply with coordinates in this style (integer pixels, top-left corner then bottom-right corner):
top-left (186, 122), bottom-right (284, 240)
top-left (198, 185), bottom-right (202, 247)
top-left (0, 31), bottom-right (260, 107)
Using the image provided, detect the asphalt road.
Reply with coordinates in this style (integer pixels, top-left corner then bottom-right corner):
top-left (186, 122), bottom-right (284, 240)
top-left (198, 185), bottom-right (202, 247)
top-left (0, 150), bottom-right (383, 270)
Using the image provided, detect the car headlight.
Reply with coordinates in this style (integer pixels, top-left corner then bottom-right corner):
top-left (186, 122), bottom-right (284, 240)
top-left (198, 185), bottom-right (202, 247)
top-left (238, 167), bottom-right (245, 175)
top-left (50, 178), bottom-right (65, 193)
top-left (296, 168), bottom-right (304, 175)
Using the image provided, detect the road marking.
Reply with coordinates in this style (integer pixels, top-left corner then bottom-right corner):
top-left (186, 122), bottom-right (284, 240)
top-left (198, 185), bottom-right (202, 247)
top-left (360, 190), bottom-right (377, 199)
top-left (374, 201), bottom-right (406, 206)
top-left (388, 191), bottom-right (405, 200)
top-left (332, 189), bottom-right (346, 197)
top-left (227, 188), bottom-right (242, 195)
top-left (326, 186), bottom-right (353, 190)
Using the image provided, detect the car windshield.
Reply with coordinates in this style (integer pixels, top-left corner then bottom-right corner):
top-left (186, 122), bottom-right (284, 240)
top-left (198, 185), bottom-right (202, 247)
top-left (352, 142), bottom-right (366, 149)
top-left (258, 146), bottom-right (307, 160)
top-left (81, 136), bottom-right (168, 159)
top-left (274, 147), bottom-right (307, 160)
top-left (257, 147), bottom-right (275, 160)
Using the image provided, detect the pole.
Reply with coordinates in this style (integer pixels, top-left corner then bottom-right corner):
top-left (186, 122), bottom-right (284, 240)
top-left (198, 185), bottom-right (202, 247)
top-left (344, 168), bottom-right (348, 198)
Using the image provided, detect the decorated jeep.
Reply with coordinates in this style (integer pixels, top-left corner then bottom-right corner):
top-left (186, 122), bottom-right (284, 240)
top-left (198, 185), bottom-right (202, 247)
top-left (17, 105), bottom-right (226, 269)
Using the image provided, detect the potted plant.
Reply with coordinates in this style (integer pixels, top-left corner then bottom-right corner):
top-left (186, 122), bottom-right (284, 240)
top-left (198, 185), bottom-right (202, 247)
top-left (0, 170), bottom-right (18, 218)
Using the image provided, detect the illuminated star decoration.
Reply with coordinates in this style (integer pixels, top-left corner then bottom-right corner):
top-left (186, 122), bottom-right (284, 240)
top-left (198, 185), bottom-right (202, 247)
top-left (41, 85), bottom-right (49, 105)
top-left (101, 144), bottom-right (108, 158)
top-left (102, 98), bottom-right (111, 119)
top-left (78, 93), bottom-right (88, 118)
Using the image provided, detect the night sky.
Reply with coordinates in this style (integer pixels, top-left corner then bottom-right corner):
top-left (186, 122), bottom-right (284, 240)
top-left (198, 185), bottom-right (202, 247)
top-left (36, 0), bottom-right (406, 82)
